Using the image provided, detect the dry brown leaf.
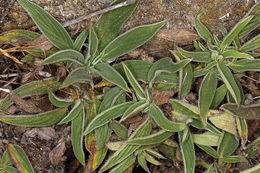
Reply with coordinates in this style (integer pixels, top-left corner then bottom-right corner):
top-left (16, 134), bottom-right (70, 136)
top-left (152, 89), bottom-right (174, 105)
top-left (30, 35), bottom-right (53, 51)
top-left (156, 29), bottom-right (199, 43)
top-left (49, 138), bottom-right (66, 165)
top-left (10, 93), bottom-right (42, 113)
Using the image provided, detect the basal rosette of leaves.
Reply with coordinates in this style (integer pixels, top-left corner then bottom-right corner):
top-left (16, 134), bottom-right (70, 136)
top-left (0, 0), bottom-right (260, 173)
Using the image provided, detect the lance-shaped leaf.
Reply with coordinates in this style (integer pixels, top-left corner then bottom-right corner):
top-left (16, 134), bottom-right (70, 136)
top-left (146, 149), bottom-right (166, 159)
top-left (194, 61), bottom-right (217, 78)
top-left (109, 154), bottom-right (136, 173)
top-left (84, 102), bottom-right (133, 135)
top-left (218, 132), bottom-right (239, 158)
top-left (1, 150), bottom-right (13, 169)
top-left (219, 15), bottom-right (254, 51)
top-left (229, 59), bottom-right (260, 72)
top-left (236, 118), bottom-right (248, 148)
top-left (197, 145), bottom-right (218, 158)
top-left (190, 119), bottom-right (222, 135)
top-left (120, 100), bottom-right (148, 122)
top-left (217, 61), bottom-right (241, 104)
top-left (0, 78), bottom-right (61, 110)
top-left (178, 129), bottom-right (195, 173)
top-left (0, 107), bottom-right (67, 127)
top-left (220, 155), bottom-right (247, 163)
top-left (192, 132), bottom-right (220, 146)
top-left (149, 103), bottom-right (185, 132)
top-left (101, 21), bottom-right (165, 61)
top-left (100, 120), bottom-right (152, 172)
top-left (93, 63), bottom-right (130, 92)
top-left (71, 107), bottom-right (85, 165)
top-left (145, 152), bottom-right (161, 165)
top-left (222, 49), bottom-right (254, 60)
top-left (127, 130), bottom-right (172, 145)
top-left (17, 0), bottom-right (73, 49)
top-left (95, 124), bottom-right (112, 149)
top-left (62, 67), bottom-right (92, 88)
top-left (170, 99), bottom-right (200, 119)
top-left (240, 34), bottom-right (260, 52)
top-left (42, 49), bottom-right (84, 65)
top-left (58, 100), bottom-right (83, 124)
top-left (178, 47), bottom-right (211, 62)
top-left (194, 10), bottom-right (213, 42)
top-left (95, 0), bottom-right (138, 50)
top-left (111, 120), bottom-right (128, 139)
top-left (122, 63), bottom-right (145, 100)
top-left (48, 92), bottom-right (73, 108)
top-left (209, 112), bottom-right (237, 135)
top-left (199, 70), bottom-right (217, 125)
top-left (86, 28), bottom-right (98, 62)
top-left (0, 29), bottom-right (40, 42)
top-left (7, 144), bottom-right (34, 173)
top-left (137, 151), bottom-right (150, 173)
top-left (239, 2), bottom-right (260, 38)
top-left (221, 103), bottom-right (260, 119)
top-left (73, 28), bottom-right (88, 51)
top-left (210, 85), bottom-right (227, 109)
top-left (241, 163), bottom-right (260, 173)
top-left (99, 87), bottom-right (123, 112)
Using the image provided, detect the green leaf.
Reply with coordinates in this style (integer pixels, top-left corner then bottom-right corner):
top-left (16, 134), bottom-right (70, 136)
top-left (241, 164), bottom-right (260, 173)
top-left (86, 28), bottom-right (99, 63)
top-left (48, 92), bottom-right (73, 108)
top-left (7, 144), bottom-right (34, 173)
top-left (0, 107), bottom-right (67, 127)
top-left (2, 166), bottom-right (20, 173)
top-left (17, 0), bottom-right (73, 49)
top-left (210, 85), bottom-right (227, 109)
top-left (120, 100), bottom-right (149, 122)
top-left (95, 0), bottom-right (138, 51)
top-left (146, 149), bottom-right (166, 159)
top-left (219, 15), bottom-right (254, 51)
top-left (71, 107), bottom-right (85, 165)
top-left (109, 154), bottom-right (136, 173)
top-left (58, 100), bottom-right (83, 124)
top-left (222, 50), bottom-right (254, 60)
top-left (73, 28), bottom-right (88, 51)
top-left (197, 145), bottom-right (218, 158)
top-left (122, 63), bottom-right (145, 100)
top-left (194, 61), bottom-right (217, 78)
top-left (240, 34), bottom-right (260, 52)
top-left (1, 150), bottom-right (13, 168)
top-left (170, 99), bottom-right (200, 119)
top-left (149, 104), bottom-right (185, 132)
top-left (127, 130), bottom-right (172, 145)
top-left (229, 59), bottom-right (260, 72)
top-left (99, 87), bottom-right (123, 112)
top-left (111, 120), bottom-right (128, 139)
top-left (217, 61), bottom-right (241, 104)
top-left (217, 132), bottom-right (239, 158)
top-left (84, 102), bottom-right (133, 135)
top-left (199, 70), bottom-right (218, 125)
top-left (0, 78), bottom-right (61, 110)
top-left (221, 103), bottom-right (260, 119)
top-left (178, 129), bottom-right (195, 173)
top-left (62, 67), bottom-right (92, 88)
top-left (192, 132), bottom-right (220, 146)
top-left (95, 124), bottom-right (112, 149)
top-left (178, 47), bottom-right (211, 62)
top-left (220, 155), bottom-right (247, 163)
top-left (137, 151), bottom-right (150, 172)
top-left (100, 120), bottom-right (152, 172)
top-left (209, 112), bottom-right (237, 135)
top-left (144, 152), bottom-right (161, 166)
top-left (101, 21), bottom-right (165, 61)
top-left (236, 118), bottom-right (248, 147)
top-left (42, 49), bottom-right (84, 65)
top-left (93, 63), bottom-right (130, 92)
top-left (194, 10), bottom-right (213, 42)
top-left (0, 30), bottom-right (40, 42)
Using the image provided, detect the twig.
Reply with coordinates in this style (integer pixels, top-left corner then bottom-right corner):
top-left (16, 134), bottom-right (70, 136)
top-left (62, 0), bottom-right (136, 27)
top-left (0, 48), bottom-right (23, 65)
top-left (0, 73), bottom-right (19, 78)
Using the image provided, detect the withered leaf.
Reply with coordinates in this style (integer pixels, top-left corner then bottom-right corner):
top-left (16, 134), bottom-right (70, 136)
top-left (30, 35), bottom-right (53, 51)
top-left (152, 89), bottom-right (174, 105)
top-left (156, 29), bottom-right (199, 43)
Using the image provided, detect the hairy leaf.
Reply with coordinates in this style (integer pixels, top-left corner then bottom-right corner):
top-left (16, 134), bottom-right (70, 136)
top-left (109, 154), bottom-right (136, 173)
top-left (59, 100), bottom-right (83, 124)
top-left (229, 59), bottom-right (260, 72)
top-left (120, 100), bottom-right (148, 122)
top-left (192, 132), bottom-right (220, 146)
top-left (48, 92), bottom-right (73, 108)
top-left (86, 28), bottom-right (99, 63)
top-left (74, 28), bottom-right (88, 51)
top-left (194, 10), bottom-right (213, 42)
top-left (178, 47), bottom-right (211, 62)
top-left (218, 132), bottom-right (239, 158)
top-left (210, 85), bottom-right (227, 109)
top-left (222, 50), bottom-right (254, 60)
top-left (18, 0), bottom-right (73, 49)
